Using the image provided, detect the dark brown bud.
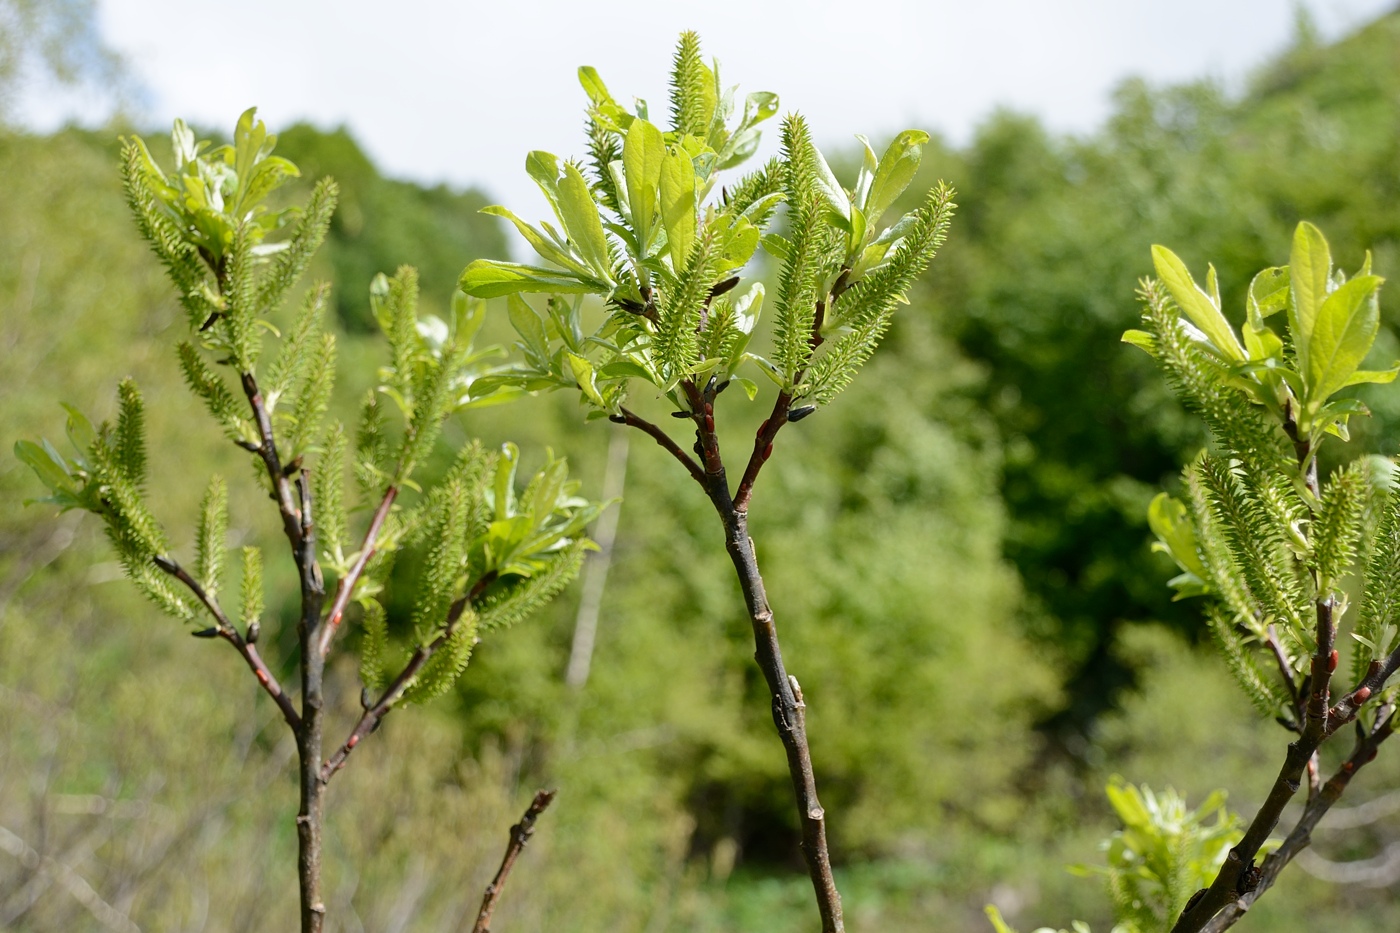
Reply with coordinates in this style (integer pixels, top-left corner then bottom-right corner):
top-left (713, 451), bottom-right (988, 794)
top-left (608, 413), bottom-right (626, 424)
top-left (788, 405), bottom-right (817, 423)
top-left (671, 410), bottom-right (691, 419)
top-left (246, 620), bottom-right (260, 644)
top-left (191, 627), bottom-right (220, 639)
top-left (152, 554), bottom-right (178, 574)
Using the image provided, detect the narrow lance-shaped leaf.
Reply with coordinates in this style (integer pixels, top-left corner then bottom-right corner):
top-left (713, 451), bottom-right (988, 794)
top-left (1289, 221), bottom-right (1333, 376)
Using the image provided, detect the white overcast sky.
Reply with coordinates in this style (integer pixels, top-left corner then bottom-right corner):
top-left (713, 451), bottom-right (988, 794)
top-left (18, 0), bottom-right (1397, 216)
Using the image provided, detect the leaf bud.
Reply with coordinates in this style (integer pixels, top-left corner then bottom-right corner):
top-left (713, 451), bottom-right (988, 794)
top-left (1329, 650), bottom-right (1339, 672)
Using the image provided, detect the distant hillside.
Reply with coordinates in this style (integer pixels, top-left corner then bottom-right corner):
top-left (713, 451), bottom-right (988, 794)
top-left (273, 123), bottom-right (506, 330)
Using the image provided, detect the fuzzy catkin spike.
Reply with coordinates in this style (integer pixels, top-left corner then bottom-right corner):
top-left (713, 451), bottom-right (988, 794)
top-left (1141, 282), bottom-right (1292, 474)
top-left (315, 423), bottom-right (349, 570)
top-left (1206, 605), bottom-right (1289, 716)
top-left (375, 267), bottom-right (420, 401)
top-left (771, 116), bottom-right (823, 384)
top-left (404, 620), bottom-right (476, 705)
top-left (115, 379), bottom-right (147, 486)
top-left (724, 156), bottom-right (783, 220)
top-left (586, 118), bottom-right (622, 214)
top-left (655, 229), bottom-right (718, 375)
top-left (1315, 460), bottom-right (1368, 589)
top-left (359, 599), bottom-right (389, 694)
top-left (266, 282), bottom-right (329, 410)
top-left (287, 332), bottom-right (337, 457)
top-left (398, 333), bottom-right (463, 481)
top-left (1198, 456), bottom-right (1309, 641)
top-left (355, 390), bottom-right (391, 498)
top-left (120, 140), bottom-right (219, 329)
top-left (410, 478), bottom-right (470, 642)
top-left (477, 541), bottom-right (588, 632)
top-left (177, 342), bottom-right (245, 438)
top-left (668, 32), bottom-right (710, 137)
top-left (223, 223), bottom-right (261, 371)
top-left (256, 178), bottom-right (338, 314)
top-left (807, 183), bottom-right (956, 404)
top-left (196, 475), bottom-right (228, 597)
top-left (240, 546), bottom-right (263, 630)
top-left (1355, 490), bottom-right (1400, 682)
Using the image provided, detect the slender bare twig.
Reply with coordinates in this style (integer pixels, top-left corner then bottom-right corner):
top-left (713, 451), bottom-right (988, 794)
top-left (321, 573), bottom-right (497, 783)
top-left (733, 389), bottom-right (790, 513)
top-left (469, 791), bottom-right (556, 933)
top-left (610, 407), bottom-right (703, 482)
top-left (151, 555), bottom-right (301, 730)
top-left (316, 485), bottom-right (399, 659)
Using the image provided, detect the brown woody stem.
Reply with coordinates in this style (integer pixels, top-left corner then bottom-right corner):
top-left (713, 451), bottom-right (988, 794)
top-left (471, 790), bottom-right (557, 933)
top-left (239, 371), bottom-right (327, 933)
top-left (316, 484), bottom-right (398, 659)
top-left (1199, 708), bottom-right (1396, 932)
top-left (152, 555), bottom-right (301, 731)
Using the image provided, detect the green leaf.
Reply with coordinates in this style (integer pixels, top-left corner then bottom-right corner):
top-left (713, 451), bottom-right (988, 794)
top-left (558, 163), bottom-right (614, 278)
top-left (1121, 329), bottom-right (1157, 354)
top-left (566, 353), bottom-right (606, 407)
top-left (810, 143), bottom-right (850, 222)
top-left (1151, 245), bottom-right (1246, 361)
top-left (623, 119), bottom-right (665, 254)
top-left (1342, 366), bottom-right (1400, 388)
top-left (659, 146), bottom-right (697, 270)
top-left (507, 295), bottom-right (551, 366)
top-left (1249, 266), bottom-right (1290, 318)
top-left (866, 130), bottom-right (929, 225)
top-left (1147, 492), bottom-right (1209, 582)
top-left (732, 376), bottom-right (758, 400)
top-left (578, 66), bottom-right (613, 106)
top-left (1306, 273), bottom-right (1384, 405)
top-left (15, 439), bottom-right (75, 495)
top-left (459, 259), bottom-right (598, 299)
top-left (481, 206), bottom-right (592, 277)
top-left (1289, 221), bottom-right (1332, 374)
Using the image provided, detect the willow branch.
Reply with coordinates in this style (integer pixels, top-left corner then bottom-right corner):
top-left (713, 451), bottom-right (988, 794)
top-left (240, 371), bottom-right (303, 552)
top-left (610, 406), bottom-right (704, 485)
top-left (1199, 707), bottom-right (1397, 932)
top-left (152, 555), bottom-right (301, 730)
top-left (315, 485), bottom-right (399, 659)
top-left (320, 572), bottom-right (496, 783)
top-left (469, 790), bottom-right (556, 933)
